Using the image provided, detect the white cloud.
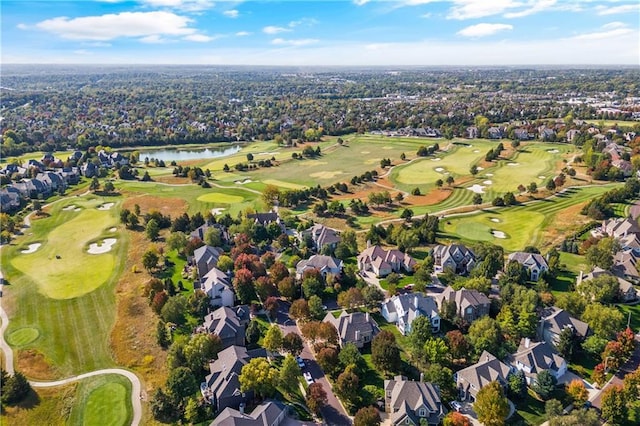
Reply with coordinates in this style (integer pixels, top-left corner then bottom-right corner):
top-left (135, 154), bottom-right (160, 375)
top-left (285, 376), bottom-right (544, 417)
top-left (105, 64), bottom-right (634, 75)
top-left (571, 27), bottom-right (633, 40)
top-left (597, 3), bottom-right (640, 15)
top-left (34, 11), bottom-right (196, 41)
top-left (83, 41), bottom-right (112, 47)
top-left (602, 21), bottom-right (627, 30)
top-left (504, 0), bottom-right (556, 18)
top-left (263, 26), bottom-right (291, 34)
top-left (140, 0), bottom-right (214, 12)
top-left (457, 23), bottom-right (513, 37)
top-left (288, 18), bottom-right (318, 28)
top-left (223, 9), bottom-right (239, 18)
top-left (183, 34), bottom-right (215, 42)
top-left (272, 38), bottom-right (319, 46)
top-left (139, 35), bottom-right (166, 43)
top-left (73, 49), bottom-right (92, 55)
top-left (353, 0), bottom-right (370, 5)
top-left (235, 31), bottom-right (252, 36)
top-left (448, 0), bottom-right (521, 20)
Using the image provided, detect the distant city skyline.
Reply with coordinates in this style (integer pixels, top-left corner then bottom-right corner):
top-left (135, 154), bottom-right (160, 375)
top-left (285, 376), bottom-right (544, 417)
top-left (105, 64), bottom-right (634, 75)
top-left (2, 0), bottom-right (639, 65)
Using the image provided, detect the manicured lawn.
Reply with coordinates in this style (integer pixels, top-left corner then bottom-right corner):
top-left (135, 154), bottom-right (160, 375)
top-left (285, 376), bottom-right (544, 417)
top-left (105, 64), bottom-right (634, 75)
top-left (617, 303), bottom-right (640, 334)
top-left (439, 184), bottom-right (620, 253)
top-left (379, 275), bottom-right (414, 290)
top-left (510, 390), bottom-right (547, 426)
top-left (1, 195), bottom-right (127, 376)
top-left (196, 192), bottom-right (246, 204)
top-left (68, 374), bottom-right (132, 426)
top-left (11, 197), bottom-right (120, 299)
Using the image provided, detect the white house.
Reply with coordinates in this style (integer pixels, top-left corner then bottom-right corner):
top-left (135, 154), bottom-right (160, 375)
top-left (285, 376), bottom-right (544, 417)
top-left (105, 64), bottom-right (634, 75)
top-left (507, 252), bottom-right (549, 281)
top-left (381, 293), bottom-right (440, 335)
top-left (507, 338), bottom-right (567, 385)
top-left (200, 267), bottom-right (235, 308)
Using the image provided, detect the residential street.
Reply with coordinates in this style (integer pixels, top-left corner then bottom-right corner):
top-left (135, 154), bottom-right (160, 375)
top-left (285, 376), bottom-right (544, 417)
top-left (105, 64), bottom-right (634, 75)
top-left (276, 302), bottom-right (352, 426)
top-left (590, 335), bottom-right (640, 409)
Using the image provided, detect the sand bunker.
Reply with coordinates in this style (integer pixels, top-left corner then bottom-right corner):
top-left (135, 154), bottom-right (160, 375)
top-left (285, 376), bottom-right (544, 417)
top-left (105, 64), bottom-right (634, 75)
top-left (492, 230), bottom-right (507, 239)
top-left (507, 163), bottom-right (519, 166)
top-left (486, 173), bottom-right (494, 177)
top-left (87, 238), bottom-right (117, 254)
top-left (476, 166), bottom-right (484, 170)
top-left (74, 208), bottom-right (81, 212)
top-left (538, 175), bottom-right (545, 179)
top-left (109, 227), bottom-right (117, 232)
top-left (21, 243), bottom-right (41, 254)
top-left (97, 202), bottom-right (115, 211)
top-left (547, 149), bottom-right (560, 153)
top-left (383, 146), bottom-right (393, 150)
top-left (490, 218), bottom-right (501, 223)
top-left (431, 158), bottom-right (441, 161)
top-left (62, 205), bottom-right (77, 211)
top-left (435, 167), bottom-right (445, 172)
top-left (361, 151), bottom-right (371, 154)
top-left (235, 179), bottom-right (252, 184)
top-left (473, 150), bottom-right (480, 153)
top-left (211, 208), bottom-right (226, 216)
top-left (468, 185), bottom-right (485, 194)
top-left (483, 180), bottom-right (493, 185)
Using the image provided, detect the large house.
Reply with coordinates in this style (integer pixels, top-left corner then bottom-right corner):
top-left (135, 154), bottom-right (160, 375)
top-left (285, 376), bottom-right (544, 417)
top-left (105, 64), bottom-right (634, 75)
top-left (431, 244), bottom-right (476, 275)
top-left (507, 339), bottom-right (567, 385)
top-left (612, 250), bottom-right (640, 282)
top-left (191, 223), bottom-right (230, 245)
top-left (384, 376), bottom-right (446, 426)
top-left (193, 245), bottom-right (225, 279)
top-left (198, 306), bottom-right (250, 349)
top-left (594, 217), bottom-right (640, 239)
top-left (357, 245), bottom-right (417, 277)
top-left (577, 268), bottom-right (637, 302)
top-left (202, 346), bottom-right (267, 412)
top-left (247, 211), bottom-right (285, 233)
top-left (455, 351), bottom-right (511, 402)
top-left (507, 252), bottom-right (549, 281)
top-left (211, 401), bottom-right (287, 426)
top-left (434, 286), bottom-right (490, 324)
top-left (539, 307), bottom-right (590, 347)
top-left (382, 294), bottom-right (441, 335)
top-left (322, 311), bottom-right (379, 348)
top-left (295, 255), bottom-right (343, 279)
top-left (299, 224), bottom-right (341, 252)
top-left (200, 268), bottom-right (235, 308)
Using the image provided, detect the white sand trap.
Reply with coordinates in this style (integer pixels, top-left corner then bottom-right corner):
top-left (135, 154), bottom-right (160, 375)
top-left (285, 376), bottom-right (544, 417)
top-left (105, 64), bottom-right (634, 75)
top-left (383, 146), bottom-right (393, 150)
top-left (431, 158), bottom-right (441, 161)
top-left (74, 208), bottom-right (81, 212)
top-left (490, 218), bottom-right (500, 223)
top-left (485, 173), bottom-right (494, 177)
top-left (211, 208), bottom-right (226, 215)
top-left (483, 180), bottom-right (493, 185)
top-left (21, 243), bottom-right (41, 254)
top-left (435, 167), bottom-right (445, 172)
top-left (235, 179), bottom-right (252, 184)
top-left (88, 238), bottom-right (117, 254)
top-left (492, 230), bottom-right (507, 239)
top-left (476, 166), bottom-right (484, 170)
top-left (361, 151), bottom-right (371, 154)
top-left (468, 184), bottom-right (485, 194)
top-left (538, 175), bottom-right (545, 179)
top-left (473, 150), bottom-right (480, 153)
top-left (62, 205), bottom-right (77, 211)
top-left (467, 145), bottom-right (473, 148)
top-left (507, 162), bottom-right (519, 166)
top-left (109, 227), bottom-right (117, 232)
top-left (547, 149), bottom-right (560, 153)
top-left (97, 202), bottom-right (115, 211)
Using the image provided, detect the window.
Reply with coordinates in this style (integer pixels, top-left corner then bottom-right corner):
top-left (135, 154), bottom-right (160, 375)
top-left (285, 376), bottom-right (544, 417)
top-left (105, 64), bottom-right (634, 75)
top-left (405, 419), bottom-right (410, 424)
top-left (419, 408), bottom-right (426, 417)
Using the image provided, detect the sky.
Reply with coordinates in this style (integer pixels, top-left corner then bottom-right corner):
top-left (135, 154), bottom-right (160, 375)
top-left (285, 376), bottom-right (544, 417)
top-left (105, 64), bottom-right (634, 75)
top-left (2, 0), bottom-right (639, 65)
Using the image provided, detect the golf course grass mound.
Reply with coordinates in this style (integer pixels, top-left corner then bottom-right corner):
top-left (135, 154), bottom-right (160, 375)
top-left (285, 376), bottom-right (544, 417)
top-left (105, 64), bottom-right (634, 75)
top-left (197, 193), bottom-right (245, 204)
top-left (7, 327), bottom-right (40, 346)
top-left (11, 201), bottom-right (119, 300)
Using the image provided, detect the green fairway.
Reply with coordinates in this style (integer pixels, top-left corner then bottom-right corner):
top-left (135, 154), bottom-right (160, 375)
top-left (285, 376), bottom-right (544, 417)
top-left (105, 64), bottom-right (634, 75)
top-left (68, 374), bottom-right (132, 426)
top-left (1, 195), bottom-right (127, 376)
top-left (197, 192), bottom-right (246, 204)
top-left (262, 179), bottom-right (307, 190)
top-left (6, 327), bottom-right (40, 346)
top-left (11, 198), bottom-right (119, 299)
top-left (440, 184), bottom-right (620, 252)
top-left (392, 141), bottom-right (495, 187)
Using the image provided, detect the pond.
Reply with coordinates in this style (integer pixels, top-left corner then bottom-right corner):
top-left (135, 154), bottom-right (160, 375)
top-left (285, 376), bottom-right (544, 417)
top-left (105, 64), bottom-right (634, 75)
top-left (135, 144), bottom-right (242, 162)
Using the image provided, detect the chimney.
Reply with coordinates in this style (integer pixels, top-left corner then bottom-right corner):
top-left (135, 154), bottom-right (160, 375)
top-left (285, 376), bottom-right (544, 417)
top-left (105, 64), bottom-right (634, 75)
top-left (420, 372), bottom-right (424, 382)
top-left (239, 402), bottom-right (245, 415)
top-left (414, 295), bottom-right (419, 308)
top-left (365, 312), bottom-right (370, 322)
top-left (524, 337), bottom-right (530, 349)
top-left (366, 240), bottom-right (371, 248)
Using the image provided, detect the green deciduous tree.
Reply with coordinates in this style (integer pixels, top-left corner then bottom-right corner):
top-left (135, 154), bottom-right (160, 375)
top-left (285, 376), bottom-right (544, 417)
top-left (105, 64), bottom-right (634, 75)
top-left (354, 406), bottom-right (381, 426)
top-left (184, 333), bottom-right (222, 374)
top-left (166, 366), bottom-right (198, 401)
top-left (601, 385), bottom-right (627, 425)
top-left (240, 357), bottom-right (278, 398)
top-left (468, 316), bottom-right (503, 358)
top-left (372, 330), bottom-right (401, 374)
top-left (532, 370), bottom-right (557, 400)
top-left (582, 303), bottom-right (625, 340)
top-left (263, 325), bottom-right (283, 353)
top-left (279, 354), bottom-right (302, 393)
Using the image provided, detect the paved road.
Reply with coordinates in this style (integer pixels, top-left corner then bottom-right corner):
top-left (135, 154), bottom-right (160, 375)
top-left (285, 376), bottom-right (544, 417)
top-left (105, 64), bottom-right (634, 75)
top-left (276, 302), bottom-right (352, 426)
top-left (590, 335), bottom-right (640, 409)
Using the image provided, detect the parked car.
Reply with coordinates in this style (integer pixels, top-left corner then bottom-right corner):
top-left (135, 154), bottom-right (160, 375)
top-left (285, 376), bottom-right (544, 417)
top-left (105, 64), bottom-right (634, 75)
top-left (450, 401), bottom-right (462, 412)
top-left (303, 371), bottom-right (314, 385)
top-left (296, 356), bottom-right (305, 369)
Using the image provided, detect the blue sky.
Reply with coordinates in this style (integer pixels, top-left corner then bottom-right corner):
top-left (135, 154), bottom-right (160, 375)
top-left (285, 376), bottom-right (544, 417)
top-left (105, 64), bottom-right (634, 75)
top-left (2, 0), bottom-right (639, 65)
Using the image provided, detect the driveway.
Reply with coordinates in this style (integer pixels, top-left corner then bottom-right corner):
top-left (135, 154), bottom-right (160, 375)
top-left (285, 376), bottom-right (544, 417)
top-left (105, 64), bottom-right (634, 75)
top-left (278, 303), bottom-right (352, 426)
